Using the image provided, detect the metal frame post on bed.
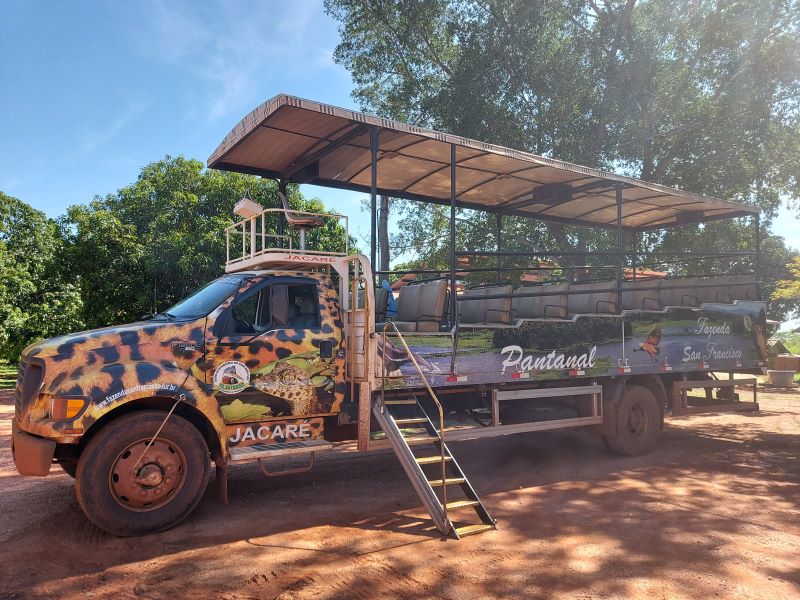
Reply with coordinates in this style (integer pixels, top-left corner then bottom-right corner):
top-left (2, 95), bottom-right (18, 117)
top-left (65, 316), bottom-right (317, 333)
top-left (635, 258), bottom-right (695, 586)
top-left (370, 127), bottom-right (379, 272)
top-left (450, 144), bottom-right (457, 329)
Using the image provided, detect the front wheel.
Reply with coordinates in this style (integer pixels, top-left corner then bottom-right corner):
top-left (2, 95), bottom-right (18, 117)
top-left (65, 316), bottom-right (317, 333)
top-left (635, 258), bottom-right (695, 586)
top-left (603, 385), bottom-right (661, 456)
top-left (75, 410), bottom-right (210, 536)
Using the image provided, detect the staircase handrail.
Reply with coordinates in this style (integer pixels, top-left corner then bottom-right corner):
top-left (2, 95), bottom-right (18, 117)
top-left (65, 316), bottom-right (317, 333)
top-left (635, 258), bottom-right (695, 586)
top-left (380, 321), bottom-right (450, 527)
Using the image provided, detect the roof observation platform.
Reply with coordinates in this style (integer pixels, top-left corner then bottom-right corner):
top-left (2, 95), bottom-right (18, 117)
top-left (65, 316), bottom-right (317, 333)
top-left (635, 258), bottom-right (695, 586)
top-left (225, 195), bottom-right (349, 273)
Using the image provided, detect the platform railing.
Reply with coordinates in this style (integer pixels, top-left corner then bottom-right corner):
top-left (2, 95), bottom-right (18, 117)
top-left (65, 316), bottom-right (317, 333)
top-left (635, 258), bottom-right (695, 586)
top-left (225, 207), bottom-right (349, 268)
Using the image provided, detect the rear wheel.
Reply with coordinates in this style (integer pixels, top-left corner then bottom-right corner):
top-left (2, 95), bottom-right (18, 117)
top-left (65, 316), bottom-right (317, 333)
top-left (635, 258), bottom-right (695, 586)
top-left (603, 385), bottom-right (661, 456)
top-left (75, 410), bottom-right (210, 536)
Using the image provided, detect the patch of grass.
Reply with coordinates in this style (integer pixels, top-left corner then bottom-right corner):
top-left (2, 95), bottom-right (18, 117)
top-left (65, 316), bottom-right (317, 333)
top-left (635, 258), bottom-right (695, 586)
top-left (0, 360), bottom-right (17, 390)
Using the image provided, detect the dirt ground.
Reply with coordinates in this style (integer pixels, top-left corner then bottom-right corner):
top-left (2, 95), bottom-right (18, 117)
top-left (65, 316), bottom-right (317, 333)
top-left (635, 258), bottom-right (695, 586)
top-left (1, 389), bottom-right (798, 600)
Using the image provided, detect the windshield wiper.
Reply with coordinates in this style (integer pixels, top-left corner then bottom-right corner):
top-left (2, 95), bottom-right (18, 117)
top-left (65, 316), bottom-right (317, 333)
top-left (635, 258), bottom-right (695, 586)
top-left (152, 311), bottom-right (178, 320)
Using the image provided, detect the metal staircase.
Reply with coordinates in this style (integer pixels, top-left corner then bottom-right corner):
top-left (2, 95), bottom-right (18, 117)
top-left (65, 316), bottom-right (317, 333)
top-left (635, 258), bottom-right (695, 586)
top-left (375, 322), bottom-right (495, 539)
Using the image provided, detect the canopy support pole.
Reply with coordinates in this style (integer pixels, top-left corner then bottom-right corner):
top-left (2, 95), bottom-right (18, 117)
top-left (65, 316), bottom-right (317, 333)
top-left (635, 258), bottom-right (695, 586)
top-left (495, 213), bottom-right (502, 280)
top-left (278, 180), bottom-right (287, 248)
top-left (370, 127), bottom-right (378, 275)
top-left (450, 144), bottom-right (457, 328)
top-left (616, 182), bottom-right (623, 308)
top-left (754, 213), bottom-right (762, 300)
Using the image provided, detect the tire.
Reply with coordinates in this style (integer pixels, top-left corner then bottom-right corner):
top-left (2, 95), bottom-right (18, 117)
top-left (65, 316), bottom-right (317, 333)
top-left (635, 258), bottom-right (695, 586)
top-left (603, 385), bottom-right (661, 456)
top-left (59, 461), bottom-right (77, 478)
top-left (75, 410), bottom-right (210, 537)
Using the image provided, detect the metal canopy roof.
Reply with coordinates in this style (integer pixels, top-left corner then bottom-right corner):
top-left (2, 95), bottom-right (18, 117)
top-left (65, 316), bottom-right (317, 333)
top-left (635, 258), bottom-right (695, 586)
top-left (208, 94), bottom-right (758, 231)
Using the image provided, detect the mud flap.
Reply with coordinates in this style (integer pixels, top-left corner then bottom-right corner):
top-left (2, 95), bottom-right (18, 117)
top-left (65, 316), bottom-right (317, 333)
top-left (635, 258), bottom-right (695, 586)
top-left (213, 452), bottom-right (228, 504)
top-left (597, 378), bottom-right (626, 435)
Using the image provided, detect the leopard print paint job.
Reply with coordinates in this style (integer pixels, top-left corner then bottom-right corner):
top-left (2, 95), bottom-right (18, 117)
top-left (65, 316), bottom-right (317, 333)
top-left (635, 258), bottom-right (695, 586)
top-left (14, 270), bottom-right (347, 460)
top-left (18, 318), bottom-right (224, 447)
top-left (203, 272), bottom-right (346, 420)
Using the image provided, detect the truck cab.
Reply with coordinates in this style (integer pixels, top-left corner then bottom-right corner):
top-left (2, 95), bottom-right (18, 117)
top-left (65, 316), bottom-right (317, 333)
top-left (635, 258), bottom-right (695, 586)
top-left (12, 200), bottom-right (372, 536)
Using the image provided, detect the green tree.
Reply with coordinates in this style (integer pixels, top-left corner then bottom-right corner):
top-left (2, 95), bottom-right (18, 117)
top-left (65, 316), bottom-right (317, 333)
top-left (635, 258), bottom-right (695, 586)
top-left (58, 202), bottom-right (146, 327)
top-left (772, 255), bottom-right (800, 306)
top-left (326, 0), bottom-right (800, 316)
top-left (0, 192), bottom-right (83, 360)
top-left (60, 156), bottom-right (352, 328)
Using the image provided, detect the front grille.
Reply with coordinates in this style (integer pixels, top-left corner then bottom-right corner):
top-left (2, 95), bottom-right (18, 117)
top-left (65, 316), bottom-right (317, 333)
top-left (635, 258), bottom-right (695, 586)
top-left (15, 359), bottom-right (43, 414)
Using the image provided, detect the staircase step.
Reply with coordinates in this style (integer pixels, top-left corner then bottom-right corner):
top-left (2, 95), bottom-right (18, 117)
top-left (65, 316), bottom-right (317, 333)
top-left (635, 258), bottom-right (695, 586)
top-left (384, 399), bottom-right (417, 405)
top-left (229, 439), bottom-right (332, 462)
top-left (394, 417), bottom-right (428, 425)
top-left (415, 455), bottom-right (452, 465)
top-left (403, 434), bottom-right (439, 443)
top-left (445, 499), bottom-right (480, 510)
top-left (454, 523), bottom-right (495, 538)
top-left (427, 477), bottom-right (466, 487)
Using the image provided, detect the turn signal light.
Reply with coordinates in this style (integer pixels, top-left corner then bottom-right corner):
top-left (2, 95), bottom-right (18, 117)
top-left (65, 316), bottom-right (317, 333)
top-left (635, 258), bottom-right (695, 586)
top-left (51, 397), bottom-right (85, 420)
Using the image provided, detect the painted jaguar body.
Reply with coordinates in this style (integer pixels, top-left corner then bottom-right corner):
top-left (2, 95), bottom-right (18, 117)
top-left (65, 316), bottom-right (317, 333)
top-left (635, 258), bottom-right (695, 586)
top-left (13, 270), bottom-right (347, 461)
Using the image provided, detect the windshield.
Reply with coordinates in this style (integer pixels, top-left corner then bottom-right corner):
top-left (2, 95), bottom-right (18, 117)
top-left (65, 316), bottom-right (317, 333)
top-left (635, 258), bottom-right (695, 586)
top-left (158, 275), bottom-right (245, 320)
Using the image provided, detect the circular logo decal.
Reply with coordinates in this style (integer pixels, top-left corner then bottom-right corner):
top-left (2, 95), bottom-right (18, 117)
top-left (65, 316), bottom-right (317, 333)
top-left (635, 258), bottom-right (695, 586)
top-left (213, 361), bottom-right (250, 394)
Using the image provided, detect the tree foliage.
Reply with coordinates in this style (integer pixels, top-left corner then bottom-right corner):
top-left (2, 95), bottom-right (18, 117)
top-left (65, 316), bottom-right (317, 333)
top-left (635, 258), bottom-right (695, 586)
top-left (327, 0), bottom-right (800, 317)
top-left (0, 192), bottom-right (84, 360)
top-left (772, 255), bottom-right (800, 305)
top-left (0, 156), bottom-right (351, 359)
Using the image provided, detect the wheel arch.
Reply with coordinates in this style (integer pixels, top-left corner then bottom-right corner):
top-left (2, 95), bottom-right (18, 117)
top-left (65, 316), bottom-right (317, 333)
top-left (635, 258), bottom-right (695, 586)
top-left (599, 374), bottom-right (667, 435)
top-left (72, 396), bottom-right (223, 462)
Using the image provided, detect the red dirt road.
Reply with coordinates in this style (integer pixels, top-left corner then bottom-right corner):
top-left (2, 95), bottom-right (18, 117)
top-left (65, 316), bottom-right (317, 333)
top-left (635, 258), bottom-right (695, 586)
top-left (1, 389), bottom-right (798, 599)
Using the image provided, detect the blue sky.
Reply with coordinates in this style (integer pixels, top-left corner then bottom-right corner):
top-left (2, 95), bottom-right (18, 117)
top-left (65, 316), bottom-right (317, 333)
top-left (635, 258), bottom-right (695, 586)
top-left (1, 0), bottom-right (798, 257)
top-left (0, 0), bottom-right (375, 243)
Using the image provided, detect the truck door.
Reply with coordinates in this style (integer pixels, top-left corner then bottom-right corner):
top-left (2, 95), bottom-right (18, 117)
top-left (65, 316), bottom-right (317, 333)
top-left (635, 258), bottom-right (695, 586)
top-left (205, 276), bottom-right (341, 422)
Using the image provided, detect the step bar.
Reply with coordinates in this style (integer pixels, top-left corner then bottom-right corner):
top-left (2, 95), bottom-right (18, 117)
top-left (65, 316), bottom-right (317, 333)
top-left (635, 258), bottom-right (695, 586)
top-left (229, 439), bottom-right (333, 461)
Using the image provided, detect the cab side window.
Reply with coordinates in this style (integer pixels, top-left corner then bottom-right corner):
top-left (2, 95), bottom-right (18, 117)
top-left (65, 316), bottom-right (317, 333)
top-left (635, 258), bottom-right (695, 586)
top-left (287, 284), bottom-right (319, 329)
top-left (230, 288), bottom-right (271, 335)
top-left (219, 280), bottom-right (319, 337)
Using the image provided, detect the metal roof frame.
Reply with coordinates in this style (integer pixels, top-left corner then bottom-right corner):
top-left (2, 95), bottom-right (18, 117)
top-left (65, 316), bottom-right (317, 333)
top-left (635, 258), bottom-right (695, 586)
top-left (208, 94), bottom-right (759, 233)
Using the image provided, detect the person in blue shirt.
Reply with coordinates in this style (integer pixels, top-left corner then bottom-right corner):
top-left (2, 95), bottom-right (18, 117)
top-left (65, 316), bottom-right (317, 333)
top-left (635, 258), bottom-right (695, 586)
top-left (381, 279), bottom-right (398, 319)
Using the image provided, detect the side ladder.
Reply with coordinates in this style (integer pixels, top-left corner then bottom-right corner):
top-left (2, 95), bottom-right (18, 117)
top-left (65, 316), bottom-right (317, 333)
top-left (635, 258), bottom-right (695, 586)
top-left (375, 323), bottom-right (495, 539)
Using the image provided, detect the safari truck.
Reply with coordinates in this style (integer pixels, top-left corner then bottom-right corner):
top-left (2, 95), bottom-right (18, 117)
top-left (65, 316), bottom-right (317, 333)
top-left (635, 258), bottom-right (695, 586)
top-left (12, 95), bottom-right (767, 539)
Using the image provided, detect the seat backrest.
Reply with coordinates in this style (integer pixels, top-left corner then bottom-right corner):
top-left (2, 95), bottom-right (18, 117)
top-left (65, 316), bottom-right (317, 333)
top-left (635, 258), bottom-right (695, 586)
top-left (590, 281), bottom-right (618, 314)
top-left (732, 273), bottom-right (758, 300)
top-left (512, 283), bottom-right (568, 319)
top-left (396, 284), bottom-right (422, 322)
top-left (567, 281), bottom-right (619, 315)
top-left (459, 285), bottom-right (512, 324)
top-left (375, 287), bottom-right (389, 322)
top-left (566, 282), bottom-right (594, 315)
top-left (660, 277), bottom-right (698, 307)
top-left (621, 279), bottom-right (661, 311)
top-left (416, 280), bottom-right (448, 323)
top-left (695, 276), bottom-right (732, 304)
top-left (277, 191), bottom-right (324, 229)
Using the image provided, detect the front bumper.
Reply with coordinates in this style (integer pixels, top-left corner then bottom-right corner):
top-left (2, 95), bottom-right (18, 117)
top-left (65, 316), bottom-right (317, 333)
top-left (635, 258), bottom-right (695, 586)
top-left (11, 421), bottom-right (55, 476)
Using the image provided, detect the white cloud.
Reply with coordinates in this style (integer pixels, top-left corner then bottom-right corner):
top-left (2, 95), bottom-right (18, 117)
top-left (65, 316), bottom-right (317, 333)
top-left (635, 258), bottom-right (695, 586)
top-left (79, 98), bottom-right (150, 151)
top-left (125, 0), bottom-right (340, 122)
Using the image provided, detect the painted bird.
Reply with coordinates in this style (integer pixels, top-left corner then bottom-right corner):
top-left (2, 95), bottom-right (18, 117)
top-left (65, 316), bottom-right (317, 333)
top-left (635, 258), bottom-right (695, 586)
top-left (633, 324), bottom-right (662, 362)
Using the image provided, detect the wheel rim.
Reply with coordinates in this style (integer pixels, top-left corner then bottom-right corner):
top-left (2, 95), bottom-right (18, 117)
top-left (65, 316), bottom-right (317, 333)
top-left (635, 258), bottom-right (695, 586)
top-left (627, 402), bottom-right (648, 438)
top-left (109, 438), bottom-right (187, 512)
